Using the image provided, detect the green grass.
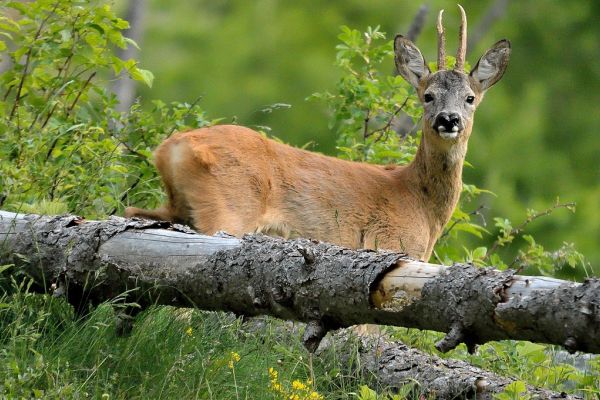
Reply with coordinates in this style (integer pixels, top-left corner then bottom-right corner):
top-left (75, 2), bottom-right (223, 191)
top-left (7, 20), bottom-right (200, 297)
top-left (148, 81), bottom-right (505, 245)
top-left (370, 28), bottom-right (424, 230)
top-left (0, 276), bottom-right (371, 399)
top-left (1, 275), bottom-right (598, 399)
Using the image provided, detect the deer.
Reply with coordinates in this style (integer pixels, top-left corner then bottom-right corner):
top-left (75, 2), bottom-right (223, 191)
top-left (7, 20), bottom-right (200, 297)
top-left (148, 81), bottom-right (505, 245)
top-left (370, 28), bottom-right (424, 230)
top-left (125, 6), bottom-right (510, 262)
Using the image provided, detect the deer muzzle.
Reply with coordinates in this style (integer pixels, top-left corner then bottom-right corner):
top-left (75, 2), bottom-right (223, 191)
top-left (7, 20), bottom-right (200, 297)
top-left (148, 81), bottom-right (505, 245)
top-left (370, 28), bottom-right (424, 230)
top-left (434, 112), bottom-right (463, 139)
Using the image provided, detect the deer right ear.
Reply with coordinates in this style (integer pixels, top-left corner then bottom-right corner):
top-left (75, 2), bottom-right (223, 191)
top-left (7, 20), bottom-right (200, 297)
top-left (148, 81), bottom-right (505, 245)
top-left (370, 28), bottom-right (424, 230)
top-left (394, 35), bottom-right (430, 88)
top-left (470, 39), bottom-right (511, 91)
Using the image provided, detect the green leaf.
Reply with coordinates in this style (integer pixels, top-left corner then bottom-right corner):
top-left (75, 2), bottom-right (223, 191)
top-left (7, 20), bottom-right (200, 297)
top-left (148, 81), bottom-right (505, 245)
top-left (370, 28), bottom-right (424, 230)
top-left (124, 37), bottom-right (140, 50)
top-left (131, 67), bottom-right (154, 88)
top-left (451, 222), bottom-right (489, 238)
top-left (472, 246), bottom-right (487, 260)
top-left (357, 385), bottom-right (377, 400)
top-left (0, 264), bottom-right (13, 274)
top-left (86, 23), bottom-right (105, 34)
top-left (113, 18), bottom-right (130, 30)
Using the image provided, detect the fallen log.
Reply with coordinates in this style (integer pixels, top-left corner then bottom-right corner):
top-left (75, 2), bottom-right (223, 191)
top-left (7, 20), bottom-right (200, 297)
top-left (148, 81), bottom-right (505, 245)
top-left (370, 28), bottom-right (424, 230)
top-left (0, 210), bottom-right (598, 357)
top-left (327, 330), bottom-right (577, 399)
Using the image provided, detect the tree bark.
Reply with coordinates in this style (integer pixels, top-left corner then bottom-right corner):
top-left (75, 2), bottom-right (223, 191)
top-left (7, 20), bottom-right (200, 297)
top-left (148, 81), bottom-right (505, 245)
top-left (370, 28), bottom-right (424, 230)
top-left (327, 330), bottom-right (577, 399)
top-left (0, 210), bottom-right (598, 357)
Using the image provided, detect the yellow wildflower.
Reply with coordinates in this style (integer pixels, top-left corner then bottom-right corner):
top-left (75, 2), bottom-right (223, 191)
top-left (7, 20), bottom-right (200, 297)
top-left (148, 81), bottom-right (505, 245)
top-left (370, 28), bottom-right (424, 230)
top-left (308, 391), bottom-right (323, 400)
top-left (291, 380), bottom-right (307, 391)
top-left (268, 367), bottom-right (278, 379)
top-left (185, 327), bottom-right (193, 336)
top-left (288, 395), bottom-right (300, 400)
top-left (228, 351), bottom-right (241, 369)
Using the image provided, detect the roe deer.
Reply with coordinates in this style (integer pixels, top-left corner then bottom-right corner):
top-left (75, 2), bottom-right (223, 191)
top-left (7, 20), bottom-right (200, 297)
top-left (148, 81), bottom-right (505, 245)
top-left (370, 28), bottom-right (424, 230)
top-left (125, 6), bottom-right (510, 261)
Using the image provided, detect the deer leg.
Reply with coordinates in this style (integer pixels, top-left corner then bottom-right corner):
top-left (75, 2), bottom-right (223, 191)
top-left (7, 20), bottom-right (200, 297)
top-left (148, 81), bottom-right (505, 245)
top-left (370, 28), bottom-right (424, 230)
top-left (124, 205), bottom-right (174, 222)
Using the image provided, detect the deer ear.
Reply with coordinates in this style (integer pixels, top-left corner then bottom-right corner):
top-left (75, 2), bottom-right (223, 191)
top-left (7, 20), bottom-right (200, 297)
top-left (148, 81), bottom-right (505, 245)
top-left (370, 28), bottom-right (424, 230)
top-left (470, 39), bottom-right (511, 91)
top-left (394, 35), bottom-right (430, 88)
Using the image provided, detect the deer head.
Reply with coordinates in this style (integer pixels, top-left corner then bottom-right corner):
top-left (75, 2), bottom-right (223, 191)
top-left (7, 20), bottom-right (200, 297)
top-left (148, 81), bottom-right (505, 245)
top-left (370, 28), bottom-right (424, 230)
top-left (394, 5), bottom-right (510, 152)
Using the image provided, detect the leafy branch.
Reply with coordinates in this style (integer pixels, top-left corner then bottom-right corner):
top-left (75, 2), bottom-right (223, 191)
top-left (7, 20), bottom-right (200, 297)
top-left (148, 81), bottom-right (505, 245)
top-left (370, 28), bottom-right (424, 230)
top-left (9, 1), bottom-right (60, 121)
top-left (363, 97), bottom-right (409, 140)
top-left (483, 200), bottom-right (576, 262)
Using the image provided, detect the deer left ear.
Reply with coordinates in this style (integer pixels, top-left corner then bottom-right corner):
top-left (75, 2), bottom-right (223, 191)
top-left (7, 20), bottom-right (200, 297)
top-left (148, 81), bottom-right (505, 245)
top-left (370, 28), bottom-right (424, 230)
top-left (470, 39), bottom-right (511, 91)
top-left (394, 35), bottom-right (431, 88)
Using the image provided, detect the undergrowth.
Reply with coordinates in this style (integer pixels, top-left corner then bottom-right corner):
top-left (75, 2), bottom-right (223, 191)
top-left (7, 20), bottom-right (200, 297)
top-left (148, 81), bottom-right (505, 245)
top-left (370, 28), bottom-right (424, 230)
top-left (0, 274), bottom-right (337, 399)
top-left (0, 274), bottom-right (598, 399)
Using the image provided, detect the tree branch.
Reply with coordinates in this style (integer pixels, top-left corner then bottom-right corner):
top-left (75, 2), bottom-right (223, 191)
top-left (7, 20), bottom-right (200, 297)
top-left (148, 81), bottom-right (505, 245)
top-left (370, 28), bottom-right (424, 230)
top-left (484, 201), bottom-right (576, 261)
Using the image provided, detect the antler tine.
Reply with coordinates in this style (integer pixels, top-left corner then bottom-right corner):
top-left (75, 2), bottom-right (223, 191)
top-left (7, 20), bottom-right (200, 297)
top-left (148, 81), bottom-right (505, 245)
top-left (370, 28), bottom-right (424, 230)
top-left (455, 4), bottom-right (467, 71)
top-left (437, 9), bottom-right (446, 71)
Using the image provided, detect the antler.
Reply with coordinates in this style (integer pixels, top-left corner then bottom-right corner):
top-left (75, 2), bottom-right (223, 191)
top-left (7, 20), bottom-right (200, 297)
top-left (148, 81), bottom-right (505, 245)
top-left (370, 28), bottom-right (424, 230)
top-left (437, 9), bottom-right (446, 71)
top-left (455, 4), bottom-right (467, 71)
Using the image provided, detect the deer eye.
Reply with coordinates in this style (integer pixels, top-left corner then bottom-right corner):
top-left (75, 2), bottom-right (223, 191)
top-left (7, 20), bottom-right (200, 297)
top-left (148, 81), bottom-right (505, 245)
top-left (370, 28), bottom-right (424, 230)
top-left (466, 95), bottom-right (475, 104)
top-left (424, 93), bottom-right (434, 103)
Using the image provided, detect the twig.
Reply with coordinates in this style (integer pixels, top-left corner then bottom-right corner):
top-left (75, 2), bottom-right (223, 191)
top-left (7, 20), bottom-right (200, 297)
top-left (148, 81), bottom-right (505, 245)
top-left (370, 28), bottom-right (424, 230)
top-left (483, 201), bottom-right (576, 261)
top-left (3, 85), bottom-right (14, 101)
top-left (362, 109), bottom-right (370, 139)
top-left (109, 173), bottom-right (142, 215)
top-left (66, 71), bottom-right (96, 116)
top-left (40, 103), bottom-right (58, 130)
top-left (438, 204), bottom-right (487, 241)
top-left (364, 97), bottom-right (409, 139)
top-left (26, 12), bottom-right (78, 131)
top-left (9, 1), bottom-right (60, 120)
top-left (117, 139), bottom-right (150, 162)
top-left (45, 135), bottom-right (61, 162)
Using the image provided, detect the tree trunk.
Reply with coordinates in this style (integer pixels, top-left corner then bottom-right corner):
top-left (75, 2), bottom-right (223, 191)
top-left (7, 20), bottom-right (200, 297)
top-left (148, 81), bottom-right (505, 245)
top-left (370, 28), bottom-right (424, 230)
top-left (0, 210), bottom-right (598, 357)
top-left (112, 0), bottom-right (146, 112)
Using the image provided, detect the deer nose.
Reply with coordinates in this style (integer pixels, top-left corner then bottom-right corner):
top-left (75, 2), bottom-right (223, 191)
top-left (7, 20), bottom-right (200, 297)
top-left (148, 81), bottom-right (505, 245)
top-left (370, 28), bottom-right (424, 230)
top-left (434, 112), bottom-right (462, 133)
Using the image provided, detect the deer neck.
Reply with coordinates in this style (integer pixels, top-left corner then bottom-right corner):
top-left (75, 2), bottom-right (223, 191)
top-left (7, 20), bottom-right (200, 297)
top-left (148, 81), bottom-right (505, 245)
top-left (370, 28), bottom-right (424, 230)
top-left (408, 127), bottom-right (469, 228)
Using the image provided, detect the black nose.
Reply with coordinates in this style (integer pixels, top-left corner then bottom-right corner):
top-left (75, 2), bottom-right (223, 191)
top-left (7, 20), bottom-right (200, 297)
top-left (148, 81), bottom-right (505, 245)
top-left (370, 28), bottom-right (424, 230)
top-left (434, 112), bottom-right (461, 132)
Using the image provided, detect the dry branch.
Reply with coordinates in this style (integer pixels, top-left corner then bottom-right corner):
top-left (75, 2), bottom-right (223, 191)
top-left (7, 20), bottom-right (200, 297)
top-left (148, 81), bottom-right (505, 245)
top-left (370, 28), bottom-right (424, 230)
top-left (0, 210), bottom-right (598, 357)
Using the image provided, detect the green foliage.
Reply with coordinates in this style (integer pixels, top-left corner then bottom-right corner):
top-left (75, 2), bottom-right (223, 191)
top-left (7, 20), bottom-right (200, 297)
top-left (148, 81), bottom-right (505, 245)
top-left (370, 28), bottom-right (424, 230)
top-left (0, 273), bottom-right (373, 399)
top-left (309, 25), bottom-right (420, 165)
top-left (355, 383), bottom-right (419, 400)
top-left (494, 381), bottom-right (530, 400)
top-left (0, 0), bottom-right (212, 217)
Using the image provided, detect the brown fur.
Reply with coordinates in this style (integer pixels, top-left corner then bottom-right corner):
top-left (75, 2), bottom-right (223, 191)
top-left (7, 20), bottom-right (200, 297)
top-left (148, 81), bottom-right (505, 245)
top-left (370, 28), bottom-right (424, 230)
top-left (126, 122), bottom-right (464, 260)
top-left (126, 19), bottom-right (510, 262)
